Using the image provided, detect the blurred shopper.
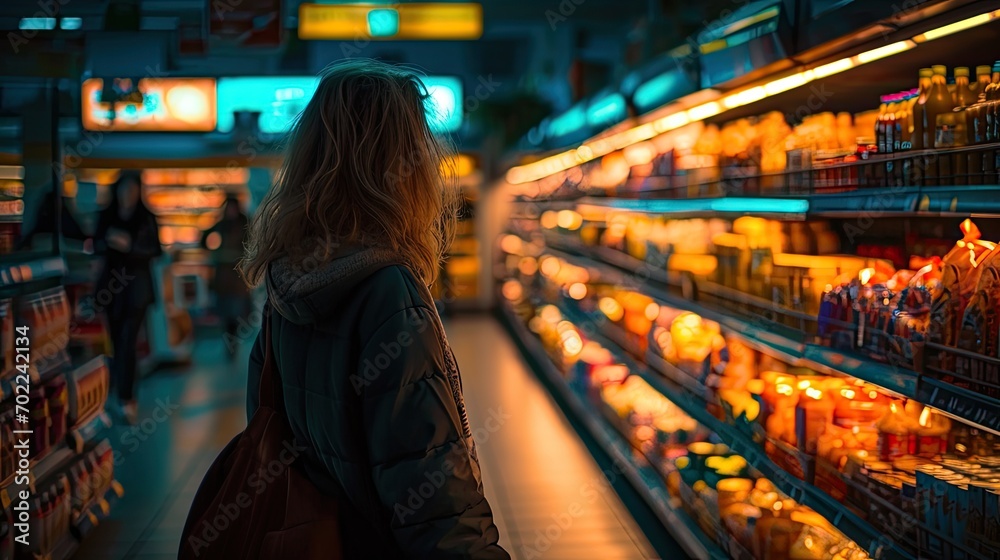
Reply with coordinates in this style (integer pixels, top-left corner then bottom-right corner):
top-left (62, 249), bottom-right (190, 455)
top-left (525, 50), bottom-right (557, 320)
top-left (96, 170), bottom-right (162, 425)
top-left (202, 195), bottom-right (250, 359)
top-left (234, 60), bottom-right (509, 558)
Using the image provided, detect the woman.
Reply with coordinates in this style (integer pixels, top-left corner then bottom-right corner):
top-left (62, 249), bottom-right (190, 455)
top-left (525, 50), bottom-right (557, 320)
top-left (240, 60), bottom-right (509, 558)
top-left (202, 195), bottom-right (250, 359)
top-left (96, 170), bottom-right (162, 425)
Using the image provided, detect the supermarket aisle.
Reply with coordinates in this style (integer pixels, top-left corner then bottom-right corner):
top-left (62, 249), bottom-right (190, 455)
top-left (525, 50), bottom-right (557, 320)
top-left (74, 315), bottom-right (658, 560)
top-left (450, 316), bottom-right (659, 560)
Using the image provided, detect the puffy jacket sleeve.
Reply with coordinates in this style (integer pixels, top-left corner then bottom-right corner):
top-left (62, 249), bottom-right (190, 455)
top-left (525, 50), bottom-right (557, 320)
top-left (358, 306), bottom-right (509, 559)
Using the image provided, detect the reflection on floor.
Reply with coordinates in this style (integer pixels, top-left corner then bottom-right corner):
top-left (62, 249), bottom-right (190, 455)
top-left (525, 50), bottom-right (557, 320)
top-left (74, 315), bottom-right (659, 560)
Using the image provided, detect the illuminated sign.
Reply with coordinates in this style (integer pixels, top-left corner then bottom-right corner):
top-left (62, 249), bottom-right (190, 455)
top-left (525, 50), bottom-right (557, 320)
top-left (217, 75), bottom-right (463, 134)
top-left (422, 76), bottom-right (462, 134)
top-left (82, 78), bottom-right (217, 131)
top-left (298, 3), bottom-right (482, 40)
top-left (141, 168), bottom-right (250, 186)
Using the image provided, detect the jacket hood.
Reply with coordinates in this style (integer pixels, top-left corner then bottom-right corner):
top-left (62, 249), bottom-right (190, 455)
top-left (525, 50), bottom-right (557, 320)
top-left (266, 246), bottom-right (402, 325)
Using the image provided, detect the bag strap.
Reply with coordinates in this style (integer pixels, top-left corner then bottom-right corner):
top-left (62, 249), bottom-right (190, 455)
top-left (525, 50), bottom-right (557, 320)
top-left (258, 307), bottom-right (285, 412)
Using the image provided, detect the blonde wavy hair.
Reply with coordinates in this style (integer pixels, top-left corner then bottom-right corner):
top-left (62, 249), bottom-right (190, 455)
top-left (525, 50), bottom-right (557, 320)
top-left (240, 59), bottom-right (460, 287)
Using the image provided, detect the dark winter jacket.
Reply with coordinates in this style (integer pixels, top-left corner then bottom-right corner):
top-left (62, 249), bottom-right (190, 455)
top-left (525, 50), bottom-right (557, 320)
top-left (247, 247), bottom-right (508, 559)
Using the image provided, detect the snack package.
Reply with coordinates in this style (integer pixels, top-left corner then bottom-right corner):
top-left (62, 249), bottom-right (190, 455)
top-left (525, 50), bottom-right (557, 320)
top-left (929, 220), bottom-right (995, 361)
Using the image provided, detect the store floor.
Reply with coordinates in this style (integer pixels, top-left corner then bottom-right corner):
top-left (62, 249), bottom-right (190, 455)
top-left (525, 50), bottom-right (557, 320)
top-left (73, 315), bottom-right (660, 560)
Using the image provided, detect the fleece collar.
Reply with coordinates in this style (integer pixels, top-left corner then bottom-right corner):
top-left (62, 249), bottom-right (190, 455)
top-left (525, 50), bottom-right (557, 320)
top-left (266, 246), bottom-right (403, 325)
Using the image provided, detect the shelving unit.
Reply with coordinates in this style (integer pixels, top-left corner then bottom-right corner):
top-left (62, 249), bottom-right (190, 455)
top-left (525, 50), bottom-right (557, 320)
top-left (552, 301), bottom-right (914, 560)
top-left (497, 2), bottom-right (1000, 559)
top-left (500, 304), bottom-right (729, 560)
top-left (0, 250), bottom-right (121, 558)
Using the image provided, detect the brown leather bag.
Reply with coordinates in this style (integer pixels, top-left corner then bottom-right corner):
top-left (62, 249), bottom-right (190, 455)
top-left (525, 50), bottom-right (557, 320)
top-left (179, 316), bottom-right (342, 559)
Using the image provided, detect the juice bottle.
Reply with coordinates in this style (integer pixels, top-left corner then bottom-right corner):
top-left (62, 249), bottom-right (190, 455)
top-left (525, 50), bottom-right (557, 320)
top-left (927, 65), bottom-right (956, 135)
top-left (986, 62), bottom-right (1000, 186)
top-left (947, 69), bottom-right (974, 184)
top-left (886, 94), bottom-right (900, 154)
top-left (973, 65), bottom-right (992, 98)
top-left (970, 90), bottom-right (989, 183)
top-left (927, 66), bottom-right (956, 184)
top-left (955, 68), bottom-right (976, 108)
top-left (876, 94), bottom-right (890, 153)
top-left (987, 61), bottom-right (1000, 143)
top-left (896, 92), bottom-right (912, 151)
top-left (912, 68), bottom-right (935, 150)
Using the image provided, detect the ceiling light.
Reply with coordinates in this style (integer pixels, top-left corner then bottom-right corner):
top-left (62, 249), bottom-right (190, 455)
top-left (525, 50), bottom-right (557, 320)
top-left (914, 12), bottom-right (994, 42)
top-left (811, 57), bottom-right (854, 78)
top-left (856, 41), bottom-right (914, 64)
top-left (764, 72), bottom-right (811, 95)
top-left (722, 86), bottom-right (766, 108)
top-left (687, 102), bottom-right (721, 121)
top-left (19, 17), bottom-right (56, 30)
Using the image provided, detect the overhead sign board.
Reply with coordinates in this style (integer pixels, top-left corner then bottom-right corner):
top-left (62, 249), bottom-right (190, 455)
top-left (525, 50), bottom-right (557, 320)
top-left (81, 78), bottom-right (217, 132)
top-left (298, 3), bottom-right (482, 40)
top-left (217, 75), bottom-right (463, 134)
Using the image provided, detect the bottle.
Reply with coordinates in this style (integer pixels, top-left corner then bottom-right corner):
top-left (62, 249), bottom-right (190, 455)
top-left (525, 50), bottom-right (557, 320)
top-left (877, 95), bottom-right (890, 153)
top-left (955, 68), bottom-right (976, 108)
top-left (973, 65), bottom-right (992, 98)
top-left (927, 65), bottom-right (957, 138)
top-left (927, 66), bottom-right (956, 184)
top-left (896, 91), bottom-right (913, 151)
top-left (912, 68), bottom-right (935, 150)
top-left (986, 62), bottom-right (1000, 186)
top-left (987, 61), bottom-right (1000, 143)
top-left (886, 94), bottom-right (900, 154)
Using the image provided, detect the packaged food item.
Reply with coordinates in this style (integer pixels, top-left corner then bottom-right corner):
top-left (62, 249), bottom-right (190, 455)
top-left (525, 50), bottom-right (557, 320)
top-left (956, 242), bottom-right (1000, 392)
top-left (928, 220), bottom-right (995, 363)
top-left (877, 403), bottom-right (911, 460)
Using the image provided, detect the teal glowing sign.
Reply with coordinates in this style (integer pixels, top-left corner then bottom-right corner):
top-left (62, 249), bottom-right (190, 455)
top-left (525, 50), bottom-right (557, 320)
top-left (607, 197), bottom-right (809, 215)
top-left (634, 72), bottom-right (682, 112)
top-left (586, 93), bottom-right (626, 128)
top-left (547, 104), bottom-right (587, 139)
top-left (367, 9), bottom-right (400, 36)
top-left (421, 76), bottom-right (463, 134)
top-left (216, 75), bottom-right (463, 134)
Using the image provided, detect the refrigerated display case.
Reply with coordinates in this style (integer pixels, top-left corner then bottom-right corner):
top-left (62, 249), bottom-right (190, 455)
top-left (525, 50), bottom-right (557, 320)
top-left (497, 2), bottom-right (1000, 559)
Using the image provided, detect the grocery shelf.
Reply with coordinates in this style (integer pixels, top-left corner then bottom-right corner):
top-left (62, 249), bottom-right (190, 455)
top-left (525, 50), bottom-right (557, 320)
top-left (553, 301), bottom-right (914, 560)
top-left (1, 444), bottom-right (74, 510)
top-left (0, 405), bottom-right (112, 508)
top-left (917, 376), bottom-right (1000, 435)
top-left (522, 182), bottom-right (1000, 219)
top-left (543, 242), bottom-right (918, 399)
top-left (0, 349), bottom-right (71, 402)
top-left (545, 239), bottom-right (1000, 437)
top-left (500, 305), bottom-right (728, 560)
top-left (73, 483), bottom-right (125, 540)
top-left (0, 255), bottom-right (66, 297)
top-left (69, 411), bottom-right (113, 454)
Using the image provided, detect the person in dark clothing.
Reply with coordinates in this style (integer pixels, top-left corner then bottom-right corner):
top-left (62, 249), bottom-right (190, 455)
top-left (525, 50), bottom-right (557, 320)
top-left (238, 60), bottom-right (509, 558)
top-left (201, 195), bottom-right (250, 359)
top-left (96, 170), bottom-right (162, 425)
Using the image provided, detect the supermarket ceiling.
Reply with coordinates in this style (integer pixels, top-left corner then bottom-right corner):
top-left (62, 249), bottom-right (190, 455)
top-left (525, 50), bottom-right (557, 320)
top-left (0, 0), bottom-right (655, 27)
